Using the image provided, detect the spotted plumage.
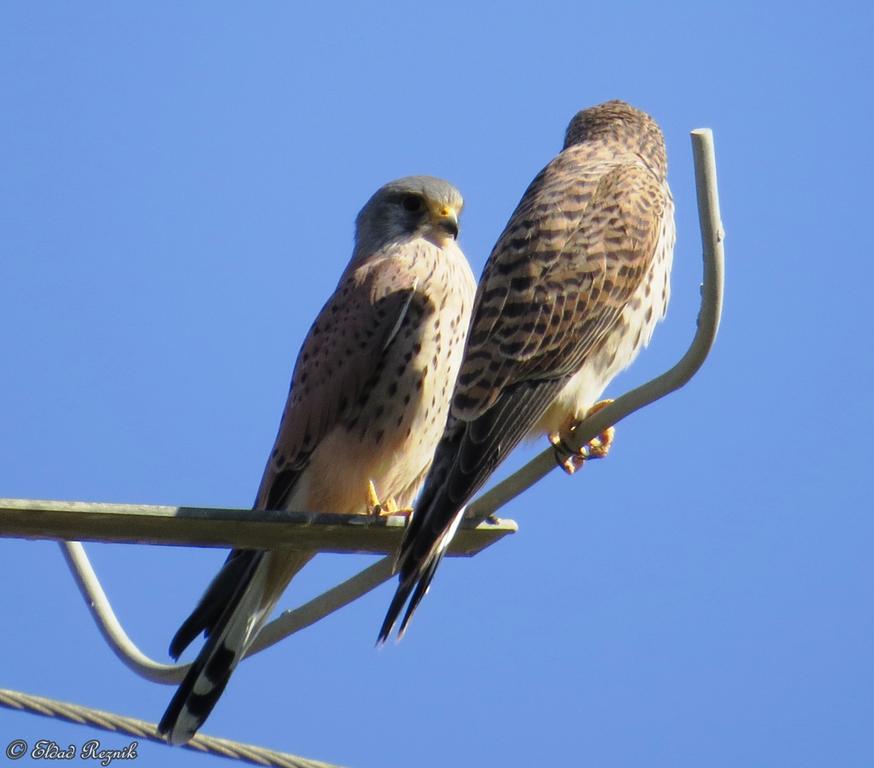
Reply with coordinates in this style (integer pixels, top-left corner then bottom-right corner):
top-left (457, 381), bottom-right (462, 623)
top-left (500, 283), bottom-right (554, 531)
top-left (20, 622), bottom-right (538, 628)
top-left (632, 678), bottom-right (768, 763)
top-left (159, 176), bottom-right (475, 744)
top-left (379, 101), bottom-right (676, 642)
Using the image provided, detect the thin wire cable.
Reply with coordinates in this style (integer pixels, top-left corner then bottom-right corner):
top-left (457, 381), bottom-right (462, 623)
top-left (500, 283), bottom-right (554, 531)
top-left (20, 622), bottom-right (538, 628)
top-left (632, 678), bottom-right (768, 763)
top-left (0, 688), bottom-right (345, 768)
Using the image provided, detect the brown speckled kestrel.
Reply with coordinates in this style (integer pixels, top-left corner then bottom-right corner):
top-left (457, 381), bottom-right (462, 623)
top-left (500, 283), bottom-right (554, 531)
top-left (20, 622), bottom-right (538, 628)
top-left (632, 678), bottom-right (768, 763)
top-left (159, 176), bottom-right (476, 743)
top-left (379, 101), bottom-right (676, 642)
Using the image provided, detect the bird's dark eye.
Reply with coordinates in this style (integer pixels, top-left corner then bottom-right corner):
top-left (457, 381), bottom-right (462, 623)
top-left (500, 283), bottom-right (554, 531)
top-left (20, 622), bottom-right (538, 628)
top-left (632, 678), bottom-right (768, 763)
top-left (402, 195), bottom-right (423, 212)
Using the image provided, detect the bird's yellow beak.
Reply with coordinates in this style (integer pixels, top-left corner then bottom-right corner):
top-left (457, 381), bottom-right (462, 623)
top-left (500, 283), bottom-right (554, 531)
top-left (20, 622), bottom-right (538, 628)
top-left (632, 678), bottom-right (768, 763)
top-left (430, 203), bottom-right (460, 240)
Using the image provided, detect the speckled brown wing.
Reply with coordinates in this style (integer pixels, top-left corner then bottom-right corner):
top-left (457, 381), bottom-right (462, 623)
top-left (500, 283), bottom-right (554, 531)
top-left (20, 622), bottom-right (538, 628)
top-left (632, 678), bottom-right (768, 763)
top-left (454, 158), bottom-right (666, 420)
top-left (409, 160), bottom-right (668, 540)
top-left (380, 153), bottom-right (670, 641)
top-left (167, 259), bottom-right (420, 661)
top-left (164, 174), bottom-right (475, 744)
top-left (255, 257), bottom-right (422, 512)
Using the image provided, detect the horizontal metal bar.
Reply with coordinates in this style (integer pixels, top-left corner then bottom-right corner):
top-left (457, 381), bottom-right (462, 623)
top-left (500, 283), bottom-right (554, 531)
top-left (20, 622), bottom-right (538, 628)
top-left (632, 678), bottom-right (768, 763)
top-left (0, 497), bottom-right (516, 556)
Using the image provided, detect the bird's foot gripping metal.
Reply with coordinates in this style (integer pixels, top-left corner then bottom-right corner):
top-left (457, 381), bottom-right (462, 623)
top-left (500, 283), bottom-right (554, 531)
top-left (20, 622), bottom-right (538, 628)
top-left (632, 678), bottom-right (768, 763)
top-left (366, 480), bottom-right (413, 518)
top-left (548, 399), bottom-right (616, 475)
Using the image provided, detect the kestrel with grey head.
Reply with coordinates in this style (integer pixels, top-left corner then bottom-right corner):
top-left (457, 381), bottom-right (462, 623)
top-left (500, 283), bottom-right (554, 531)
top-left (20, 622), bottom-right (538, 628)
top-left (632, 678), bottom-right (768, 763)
top-left (159, 176), bottom-right (476, 743)
top-left (379, 100), bottom-right (676, 641)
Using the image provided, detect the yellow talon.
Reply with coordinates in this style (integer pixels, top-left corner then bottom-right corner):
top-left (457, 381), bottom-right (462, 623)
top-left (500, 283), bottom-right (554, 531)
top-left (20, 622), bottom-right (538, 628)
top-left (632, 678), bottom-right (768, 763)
top-left (366, 480), bottom-right (413, 518)
top-left (549, 399), bottom-right (616, 475)
top-left (366, 480), bottom-right (382, 514)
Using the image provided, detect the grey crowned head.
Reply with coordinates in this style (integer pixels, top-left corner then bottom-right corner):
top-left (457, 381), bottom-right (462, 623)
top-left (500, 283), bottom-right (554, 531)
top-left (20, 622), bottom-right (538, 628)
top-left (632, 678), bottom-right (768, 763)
top-left (354, 175), bottom-right (463, 256)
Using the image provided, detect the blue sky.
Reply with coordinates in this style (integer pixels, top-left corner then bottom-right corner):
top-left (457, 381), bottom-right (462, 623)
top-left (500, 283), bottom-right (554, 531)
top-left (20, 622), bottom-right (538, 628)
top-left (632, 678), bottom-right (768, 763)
top-left (2, 2), bottom-right (872, 766)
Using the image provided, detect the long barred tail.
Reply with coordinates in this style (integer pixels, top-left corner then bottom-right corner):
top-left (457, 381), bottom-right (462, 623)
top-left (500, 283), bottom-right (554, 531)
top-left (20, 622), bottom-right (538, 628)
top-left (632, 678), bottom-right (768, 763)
top-left (159, 550), bottom-right (269, 744)
top-left (377, 420), bottom-right (464, 644)
top-left (379, 379), bottom-right (566, 644)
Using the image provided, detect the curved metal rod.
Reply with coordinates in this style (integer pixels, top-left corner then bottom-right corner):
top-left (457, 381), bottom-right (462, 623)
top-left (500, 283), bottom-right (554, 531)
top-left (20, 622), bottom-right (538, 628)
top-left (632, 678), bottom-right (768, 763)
top-left (60, 127), bottom-right (724, 683)
top-left (61, 539), bottom-right (397, 684)
top-left (467, 128), bottom-right (725, 520)
top-left (248, 556), bottom-right (395, 653)
top-left (60, 541), bottom-right (188, 684)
